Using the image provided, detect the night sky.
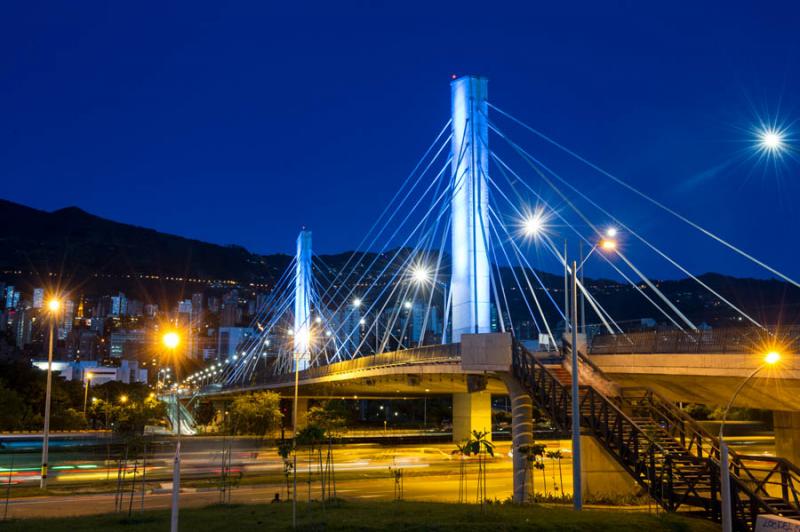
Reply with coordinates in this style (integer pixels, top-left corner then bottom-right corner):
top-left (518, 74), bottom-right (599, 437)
top-left (2, 1), bottom-right (799, 280)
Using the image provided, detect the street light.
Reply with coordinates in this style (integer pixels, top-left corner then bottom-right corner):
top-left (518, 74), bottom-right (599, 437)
top-left (83, 373), bottom-right (93, 415)
top-left (40, 296), bottom-right (61, 489)
top-left (161, 331), bottom-right (182, 532)
top-left (719, 350), bottom-right (782, 532)
top-left (758, 128), bottom-right (786, 154)
top-left (521, 209), bottom-right (548, 238)
top-left (567, 233), bottom-right (617, 511)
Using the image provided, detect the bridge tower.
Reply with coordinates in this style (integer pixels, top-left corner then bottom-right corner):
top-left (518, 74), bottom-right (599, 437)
top-left (450, 76), bottom-right (494, 447)
top-left (294, 230), bottom-right (312, 371)
top-left (450, 75), bottom-right (491, 343)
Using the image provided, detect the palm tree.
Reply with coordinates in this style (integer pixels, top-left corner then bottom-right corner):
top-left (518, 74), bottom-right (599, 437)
top-left (546, 449), bottom-right (564, 499)
top-left (452, 440), bottom-right (470, 503)
top-left (467, 430), bottom-right (494, 509)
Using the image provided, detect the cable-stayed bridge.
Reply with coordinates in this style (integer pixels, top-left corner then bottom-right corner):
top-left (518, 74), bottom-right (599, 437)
top-left (191, 76), bottom-right (800, 529)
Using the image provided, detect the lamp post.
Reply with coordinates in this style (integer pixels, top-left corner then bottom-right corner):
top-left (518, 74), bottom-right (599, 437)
top-left (162, 331), bottom-right (181, 532)
top-left (719, 350), bottom-right (781, 532)
top-left (83, 373), bottom-right (93, 416)
top-left (40, 297), bottom-right (61, 489)
top-left (524, 217), bottom-right (618, 511)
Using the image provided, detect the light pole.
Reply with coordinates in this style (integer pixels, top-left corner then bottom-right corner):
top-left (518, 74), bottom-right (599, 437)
top-left (719, 350), bottom-right (781, 532)
top-left (162, 331), bottom-right (181, 532)
top-left (569, 235), bottom-right (616, 511)
top-left (524, 216), bottom-right (617, 511)
top-left (83, 372), bottom-right (93, 416)
top-left (40, 297), bottom-right (61, 489)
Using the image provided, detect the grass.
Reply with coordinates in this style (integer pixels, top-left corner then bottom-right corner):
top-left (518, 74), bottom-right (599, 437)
top-left (2, 500), bottom-right (719, 531)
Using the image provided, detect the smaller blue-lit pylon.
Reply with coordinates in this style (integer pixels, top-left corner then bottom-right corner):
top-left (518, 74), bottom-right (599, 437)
top-left (293, 230), bottom-right (312, 371)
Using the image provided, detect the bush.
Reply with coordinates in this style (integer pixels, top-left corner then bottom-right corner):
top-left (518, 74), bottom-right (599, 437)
top-left (229, 391), bottom-right (282, 437)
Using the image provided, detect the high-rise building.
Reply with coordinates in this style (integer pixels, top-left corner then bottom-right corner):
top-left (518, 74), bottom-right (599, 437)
top-left (207, 296), bottom-right (220, 314)
top-left (220, 290), bottom-right (240, 327)
top-left (110, 292), bottom-right (127, 317)
top-left (144, 303), bottom-right (159, 317)
top-left (32, 288), bottom-right (44, 309)
top-left (58, 300), bottom-right (75, 340)
top-left (12, 307), bottom-right (32, 348)
top-left (217, 326), bottom-right (254, 359)
top-left (4, 286), bottom-right (19, 310)
top-left (126, 299), bottom-right (144, 316)
top-left (109, 329), bottom-right (147, 359)
top-left (191, 293), bottom-right (204, 326)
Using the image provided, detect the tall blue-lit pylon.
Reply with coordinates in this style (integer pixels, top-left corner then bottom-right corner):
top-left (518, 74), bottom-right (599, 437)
top-left (294, 230), bottom-right (312, 370)
top-left (450, 76), bottom-right (491, 342)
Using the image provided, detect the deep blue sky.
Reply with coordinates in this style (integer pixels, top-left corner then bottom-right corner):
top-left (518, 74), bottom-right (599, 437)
top-left (2, 1), bottom-right (799, 280)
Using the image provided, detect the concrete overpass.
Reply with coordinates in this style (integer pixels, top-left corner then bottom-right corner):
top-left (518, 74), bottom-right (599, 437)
top-left (203, 342), bottom-right (513, 441)
top-left (585, 328), bottom-right (800, 464)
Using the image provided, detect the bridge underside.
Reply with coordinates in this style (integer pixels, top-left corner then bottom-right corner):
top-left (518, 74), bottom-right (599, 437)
top-left (214, 368), bottom-right (508, 399)
top-left (591, 352), bottom-right (800, 410)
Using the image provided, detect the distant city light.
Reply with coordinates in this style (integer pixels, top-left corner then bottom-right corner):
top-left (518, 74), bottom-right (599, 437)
top-left (606, 227), bottom-right (618, 238)
top-left (47, 298), bottom-right (61, 312)
top-left (359, 318), bottom-right (366, 325)
top-left (404, 301), bottom-right (412, 309)
top-left (765, 351), bottom-right (781, 365)
top-left (353, 298), bottom-right (362, 307)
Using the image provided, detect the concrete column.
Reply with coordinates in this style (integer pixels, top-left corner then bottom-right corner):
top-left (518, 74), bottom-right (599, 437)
top-left (499, 373), bottom-right (533, 504)
top-left (452, 391), bottom-right (492, 442)
top-left (774, 411), bottom-right (800, 465)
top-left (580, 436), bottom-right (639, 499)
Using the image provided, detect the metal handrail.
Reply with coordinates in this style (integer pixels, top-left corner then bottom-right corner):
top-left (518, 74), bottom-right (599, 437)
top-left (589, 326), bottom-right (800, 355)
top-left (513, 338), bottom-right (800, 529)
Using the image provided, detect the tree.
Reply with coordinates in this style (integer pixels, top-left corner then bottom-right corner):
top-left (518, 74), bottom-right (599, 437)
top-left (452, 440), bottom-right (470, 503)
top-left (195, 401), bottom-right (217, 427)
top-left (229, 391), bottom-right (282, 438)
top-left (466, 430), bottom-right (494, 509)
top-left (0, 383), bottom-right (27, 431)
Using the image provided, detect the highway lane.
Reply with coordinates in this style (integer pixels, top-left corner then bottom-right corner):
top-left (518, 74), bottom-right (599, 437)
top-left (3, 440), bottom-right (577, 519)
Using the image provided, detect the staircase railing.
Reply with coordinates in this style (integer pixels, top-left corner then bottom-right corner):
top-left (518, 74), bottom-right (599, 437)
top-left (513, 340), bottom-right (701, 511)
top-left (620, 387), bottom-right (800, 520)
top-left (512, 339), bottom-right (799, 530)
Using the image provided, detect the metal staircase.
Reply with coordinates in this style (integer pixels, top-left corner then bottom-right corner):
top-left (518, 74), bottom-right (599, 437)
top-left (511, 339), bottom-right (800, 530)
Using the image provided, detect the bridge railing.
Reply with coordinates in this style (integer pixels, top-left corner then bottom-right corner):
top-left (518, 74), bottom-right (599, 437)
top-left (588, 326), bottom-right (800, 355)
top-left (254, 343), bottom-right (462, 387)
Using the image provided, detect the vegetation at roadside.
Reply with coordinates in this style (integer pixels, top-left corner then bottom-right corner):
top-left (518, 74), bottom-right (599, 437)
top-left (0, 360), bottom-right (163, 432)
top-left (1, 500), bottom-right (720, 531)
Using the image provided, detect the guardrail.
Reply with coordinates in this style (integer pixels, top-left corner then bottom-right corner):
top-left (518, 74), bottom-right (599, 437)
top-left (589, 326), bottom-right (800, 355)
top-left (216, 343), bottom-right (462, 393)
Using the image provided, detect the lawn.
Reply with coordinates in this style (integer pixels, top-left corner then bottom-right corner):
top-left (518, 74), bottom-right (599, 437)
top-left (3, 500), bottom-right (719, 531)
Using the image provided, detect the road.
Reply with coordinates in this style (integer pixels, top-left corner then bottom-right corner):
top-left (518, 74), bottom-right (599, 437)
top-left (1, 439), bottom-right (576, 519)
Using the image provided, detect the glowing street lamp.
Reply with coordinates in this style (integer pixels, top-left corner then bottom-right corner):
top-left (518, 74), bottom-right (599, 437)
top-left (161, 330), bottom-right (183, 532)
top-left (40, 296), bottom-right (62, 488)
top-left (758, 128), bottom-right (786, 154)
top-left (163, 331), bottom-right (180, 350)
top-left (411, 266), bottom-right (431, 284)
top-left (719, 350), bottom-right (783, 532)
top-left (83, 372), bottom-right (93, 415)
